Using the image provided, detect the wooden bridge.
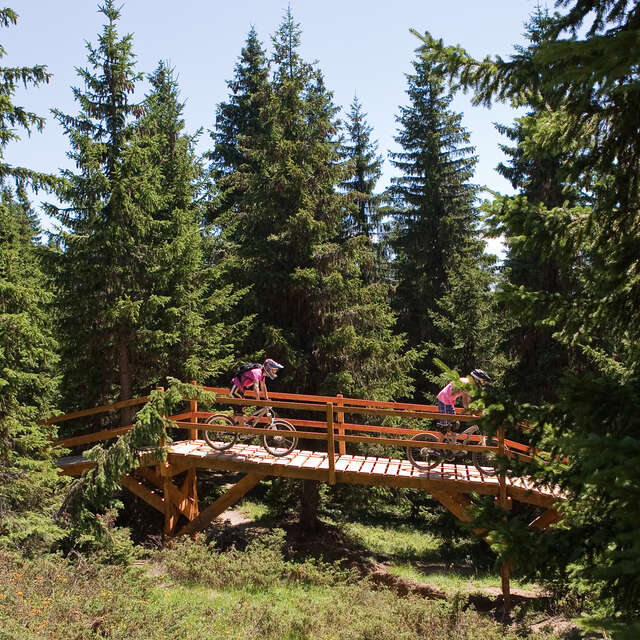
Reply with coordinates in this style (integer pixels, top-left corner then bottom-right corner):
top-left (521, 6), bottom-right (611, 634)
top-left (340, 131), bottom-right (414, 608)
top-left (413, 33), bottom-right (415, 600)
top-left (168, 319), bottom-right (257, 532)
top-left (49, 384), bottom-right (564, 606)
top-left (51, 385), bottom-right (562, 539)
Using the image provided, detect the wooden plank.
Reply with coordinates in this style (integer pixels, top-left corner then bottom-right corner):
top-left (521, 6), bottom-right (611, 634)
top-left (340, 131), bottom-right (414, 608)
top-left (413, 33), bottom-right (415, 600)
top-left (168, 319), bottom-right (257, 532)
top-left (137, 468), bottom-right (198, 521)
top-left (326, 403), bottom-right (335, 485)
top-left (431, 490), bottom-right (474, 522)
top-left (56, 425), bottom-right (133, 447)
top-left (201, 386), bottom-right (458, 414)
top-left (360, 460), bottom-right (375, 474)
top-left (176, 473), bottom-right (265, 538)
top-left (529, 509), bottom-right (561, 530)
top-left (42, 396), bottom-right (150, 425)
top-left (165, 442), bottom-right (561, 508)
top-left (121, 475), bottom-right (165, 513)
top-left (372, 459), bottom-right (389, 475)
top-left (336, 394), bottom-right (346, 455)
top-left (189, 383), bottom-right (198, 440)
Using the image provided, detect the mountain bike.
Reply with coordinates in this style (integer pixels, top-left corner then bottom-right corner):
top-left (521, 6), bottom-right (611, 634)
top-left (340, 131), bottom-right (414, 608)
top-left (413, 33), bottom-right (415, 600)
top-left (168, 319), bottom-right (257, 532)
top-left (203, 406), bottom-right (298, 457)
top-left (407, 423), bottom-right (498, 475)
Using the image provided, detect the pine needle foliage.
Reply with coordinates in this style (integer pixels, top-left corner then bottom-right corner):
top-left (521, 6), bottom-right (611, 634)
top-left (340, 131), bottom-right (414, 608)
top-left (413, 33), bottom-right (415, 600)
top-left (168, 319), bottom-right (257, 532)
top-left (415, 1), bottom-right (640, 627)
top-left (340, 96), bottom-right (383, 240)
top-left (57, 379), bottom-right (216, 542)
top-left (0, 8), bottom-right (65, 554)
top-left (49, 3), bottom-right (236, 422)
top-left (387, 51), bottom-right (488, 397)
top-left (212, 11), bottom-right (415, 400)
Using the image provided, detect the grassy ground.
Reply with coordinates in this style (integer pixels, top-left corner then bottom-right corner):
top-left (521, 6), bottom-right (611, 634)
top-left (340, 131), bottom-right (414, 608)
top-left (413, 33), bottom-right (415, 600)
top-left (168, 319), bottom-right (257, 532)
top-left (0, 533), bottom-right (564, 640)
top-left (0, 489), bottom-right (577, 639)
top-left (238, 498), bottom-right (535, 594)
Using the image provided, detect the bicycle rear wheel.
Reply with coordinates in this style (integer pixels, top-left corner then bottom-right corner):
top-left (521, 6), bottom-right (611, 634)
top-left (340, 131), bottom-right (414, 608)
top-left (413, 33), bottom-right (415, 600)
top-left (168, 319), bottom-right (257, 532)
top-left (472, 435), bottom-right (498, 476)
top-left (203, 414), bottom-right (237, 451)
top-left (263, 419), bottom-right (297, 456)
top-left (407, 432), bottom-right (444, 471)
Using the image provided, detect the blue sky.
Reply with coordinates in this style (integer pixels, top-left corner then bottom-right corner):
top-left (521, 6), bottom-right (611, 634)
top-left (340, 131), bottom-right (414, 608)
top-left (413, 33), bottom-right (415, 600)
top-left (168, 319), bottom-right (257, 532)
top-left (6, 0), bottom-right (545, 245)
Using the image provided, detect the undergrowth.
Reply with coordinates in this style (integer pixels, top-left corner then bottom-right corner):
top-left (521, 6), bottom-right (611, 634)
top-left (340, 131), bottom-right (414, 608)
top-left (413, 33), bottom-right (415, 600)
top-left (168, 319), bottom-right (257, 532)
top-left (0, 530), bottom-right (564, 640)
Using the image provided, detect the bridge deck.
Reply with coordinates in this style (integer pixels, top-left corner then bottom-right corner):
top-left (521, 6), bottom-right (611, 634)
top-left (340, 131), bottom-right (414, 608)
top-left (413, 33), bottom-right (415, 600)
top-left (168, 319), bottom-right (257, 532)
top-left (59, 439), bottom-right (561, 509)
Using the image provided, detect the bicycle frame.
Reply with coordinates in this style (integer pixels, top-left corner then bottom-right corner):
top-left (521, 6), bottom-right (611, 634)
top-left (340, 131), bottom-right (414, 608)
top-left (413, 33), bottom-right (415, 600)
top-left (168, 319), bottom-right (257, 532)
top-left (203, 406), bottom-right (298, 457)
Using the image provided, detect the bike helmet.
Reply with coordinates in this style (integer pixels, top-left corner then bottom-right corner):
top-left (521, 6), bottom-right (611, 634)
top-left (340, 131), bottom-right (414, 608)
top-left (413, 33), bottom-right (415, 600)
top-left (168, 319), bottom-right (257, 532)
top-left (470, 369), bottom-right (491, 384)
top-left (264, 358), bottom-right (284, 380)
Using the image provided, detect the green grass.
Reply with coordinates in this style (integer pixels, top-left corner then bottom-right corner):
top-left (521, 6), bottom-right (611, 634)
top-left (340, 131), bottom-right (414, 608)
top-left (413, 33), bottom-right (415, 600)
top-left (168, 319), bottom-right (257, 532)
top-left (239, 498), bottom-right (270, 521)
top-left (339, 520), bottom-right (442, 558)
top-left (387, 562), bottom-right (535, 593)
top-left (0, 539), bottom-right (561, 640)
top-left (339, 518), bottom-right (536, 592)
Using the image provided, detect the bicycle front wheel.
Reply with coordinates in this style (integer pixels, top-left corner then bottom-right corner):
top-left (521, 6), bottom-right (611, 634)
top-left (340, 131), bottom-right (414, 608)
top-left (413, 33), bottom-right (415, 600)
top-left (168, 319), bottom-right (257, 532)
top-left (203, 414), bottom-right (237, 451)
top-left (407, 432), bottom-right (444, 471)
top-left (263, 419), bottom-right (297, 457)
top-left (472, 435), bottom-right (498, 476)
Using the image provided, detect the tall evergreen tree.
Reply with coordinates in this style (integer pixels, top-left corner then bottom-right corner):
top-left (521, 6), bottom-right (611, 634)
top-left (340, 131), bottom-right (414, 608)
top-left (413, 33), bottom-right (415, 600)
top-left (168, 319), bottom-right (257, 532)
top-left (485, 8), bottom-right (585, 402)
top-left (388, 52), bottom-right (483, 396)
top-left (416, 1), bottom-right (640, 628)
top-left (214, 10), bottom-right (412, 400)
top-left (50, 2), bottom-right (235, 426)
top-left (49, 1), bottom-right (144, 420)
top-left (208, 27), bottom-right (270, 221)
top-left (132, 61), bottom-right (240, 384)
top-left (340, 96), bottom-right (383, 239)
top-left (0, 8), bottom-right (64, 552)
top-left (213, 11), bottom-right (414, 528)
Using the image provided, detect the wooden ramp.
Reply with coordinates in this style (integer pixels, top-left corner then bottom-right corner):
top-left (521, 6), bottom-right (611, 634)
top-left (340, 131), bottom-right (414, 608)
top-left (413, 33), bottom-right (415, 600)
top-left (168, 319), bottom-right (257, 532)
top-left (164, 440), bottom-right (560, 508)
top-left (49, 385), bottom-right (565, 609)
top-left (51, 385), bottom-right (563, 539)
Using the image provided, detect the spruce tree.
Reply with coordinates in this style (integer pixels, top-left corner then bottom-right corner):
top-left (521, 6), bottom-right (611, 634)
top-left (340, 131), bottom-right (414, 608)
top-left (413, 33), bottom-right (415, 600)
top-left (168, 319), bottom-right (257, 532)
top-left (213, 11), bottom-right (414, 529)
top-left (50, 2), bottom-right (235, 426)
top-left (0, 8), bottom-right (64, 552)
top-left (388, 52), bottom-right (482, 396)
top-left (485, 9), bottom-right (585, 402)
top-left (208, 27), bottom-right (270, 223)
top-left (416, 1), bottom-right (640, 627)
top-left (214, 10), bottom-right (412, 400)
top-left (132, 61), bottom-right (239, 384)
top-left (340, 96), bottom-right (383, 239)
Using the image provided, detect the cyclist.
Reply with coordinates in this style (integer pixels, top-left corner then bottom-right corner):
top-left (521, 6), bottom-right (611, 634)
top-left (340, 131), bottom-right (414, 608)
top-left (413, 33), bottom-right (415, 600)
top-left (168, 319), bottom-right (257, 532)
top-left (436, 368), bottom-right (491, 428)
top-left (229, 359), bottom-right (284, 418)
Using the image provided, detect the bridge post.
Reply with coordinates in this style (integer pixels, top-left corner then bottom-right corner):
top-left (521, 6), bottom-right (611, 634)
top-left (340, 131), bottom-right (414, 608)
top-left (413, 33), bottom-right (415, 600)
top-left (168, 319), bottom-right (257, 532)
top-left (337, 394), bottom-right (346, 455)
top-left (497, 425), bottom-right (511, 614)
top-left (326, 403), bottom-right (336, 484)
top-left (189, 381), bottom-right (198, 441)
top-left (157, 386), bottom-right (178, 541)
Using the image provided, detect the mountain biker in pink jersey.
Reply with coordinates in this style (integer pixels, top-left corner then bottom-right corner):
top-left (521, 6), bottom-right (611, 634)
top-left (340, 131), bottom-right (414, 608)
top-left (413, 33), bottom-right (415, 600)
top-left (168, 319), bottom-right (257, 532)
top-left (230, 359), bottom-right (284, 416)
top-left (436, 368), bottom-right (491, 428)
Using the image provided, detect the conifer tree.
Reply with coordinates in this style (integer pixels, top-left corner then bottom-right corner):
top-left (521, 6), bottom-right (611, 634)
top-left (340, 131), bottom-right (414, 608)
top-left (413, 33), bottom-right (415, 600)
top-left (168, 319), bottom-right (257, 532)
top-left (131, 61), bottom-right (240, 384)
top-left (0, 8), bottom-right (65, 552)
top-left (213, 11), bottom-right (414, 529)
top-left (214, 10), bottom-right (412, 400)
top-left (416, 1), bottom-right (640, 626)
top-left (483, 9), bottom-right (585, 401)
top-left (211, 27), bottom-right (270, 173)
top-left (340, 96), bottom-right (383, 239)
top-left (387, 52), bottom-right (483, 396)
top-left (50, 2), bottom-right (235, 425)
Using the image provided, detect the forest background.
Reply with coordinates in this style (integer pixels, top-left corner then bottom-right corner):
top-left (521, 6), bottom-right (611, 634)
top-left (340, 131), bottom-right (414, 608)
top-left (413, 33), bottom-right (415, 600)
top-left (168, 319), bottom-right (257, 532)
top-left (1, 0), bottom-right (639, 638)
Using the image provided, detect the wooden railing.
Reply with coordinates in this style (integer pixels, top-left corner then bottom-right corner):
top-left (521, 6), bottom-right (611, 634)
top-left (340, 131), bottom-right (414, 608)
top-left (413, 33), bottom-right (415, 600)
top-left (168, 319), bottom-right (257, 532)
top-left (51, 386), bottom-right (534, 469)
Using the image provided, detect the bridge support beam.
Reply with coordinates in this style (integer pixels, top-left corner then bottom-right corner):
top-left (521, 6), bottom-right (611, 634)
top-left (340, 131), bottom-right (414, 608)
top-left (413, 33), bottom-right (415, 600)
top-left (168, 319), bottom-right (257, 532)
top-left (175, 472), bottom-right (266, 539)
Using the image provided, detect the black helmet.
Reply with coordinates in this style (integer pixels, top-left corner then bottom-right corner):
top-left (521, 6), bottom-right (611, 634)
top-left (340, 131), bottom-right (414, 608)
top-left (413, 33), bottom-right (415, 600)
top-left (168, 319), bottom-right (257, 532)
top-left (470, 369), bottom-right (491, 384)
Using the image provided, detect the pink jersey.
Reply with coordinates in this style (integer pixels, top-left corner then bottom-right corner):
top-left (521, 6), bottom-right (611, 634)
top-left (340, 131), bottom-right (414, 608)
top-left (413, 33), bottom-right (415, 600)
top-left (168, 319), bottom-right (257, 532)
top-left (437, 381), bottom-right (466, 406)
top-left (232, 367), bottom-right (264, 390)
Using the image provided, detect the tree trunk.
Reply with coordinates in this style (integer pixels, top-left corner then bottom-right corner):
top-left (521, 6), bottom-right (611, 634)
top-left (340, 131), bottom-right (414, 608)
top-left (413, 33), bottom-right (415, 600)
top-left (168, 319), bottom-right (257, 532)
top-left (299, 479), bottom-right (320, 532)
top-left (118, 338), bottom-right (133, 426)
